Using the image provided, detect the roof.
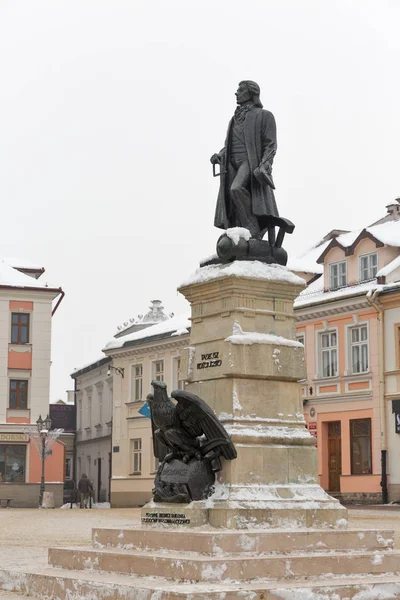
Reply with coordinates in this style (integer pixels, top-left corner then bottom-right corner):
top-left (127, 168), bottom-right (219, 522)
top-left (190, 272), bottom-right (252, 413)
top-left (104, 312), bottom-right (191, 351)
top-left (0, 259), bottom-right (59, 292)
top-left (71, 355), bottom-right (111, 378)
top-left (287, 239), bottom-right (330, 275)
top-left (290, 216), bottom-right (400, 276)
top-left (294, 277), bottom-right (377, 309)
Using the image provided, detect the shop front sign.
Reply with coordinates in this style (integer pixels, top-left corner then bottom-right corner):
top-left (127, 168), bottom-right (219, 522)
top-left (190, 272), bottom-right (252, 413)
top-left (0, 433), bottom-right (29, 442)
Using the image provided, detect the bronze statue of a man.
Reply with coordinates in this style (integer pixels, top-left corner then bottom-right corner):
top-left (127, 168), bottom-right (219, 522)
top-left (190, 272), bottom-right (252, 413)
top-left (211, 81), bottom-right (279, 239)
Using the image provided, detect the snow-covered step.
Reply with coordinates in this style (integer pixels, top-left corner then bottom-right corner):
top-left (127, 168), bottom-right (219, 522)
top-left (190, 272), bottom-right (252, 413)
top-left (2, 566), bottom-right (400, 600)
top-left (48, 545), bottom-right (400, 582)
top-left (93, 526), bottom-right (395, 555)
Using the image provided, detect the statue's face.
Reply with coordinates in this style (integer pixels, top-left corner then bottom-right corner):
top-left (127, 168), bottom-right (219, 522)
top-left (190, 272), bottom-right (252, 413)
top-left (235, 83), bottom-right (252, 105)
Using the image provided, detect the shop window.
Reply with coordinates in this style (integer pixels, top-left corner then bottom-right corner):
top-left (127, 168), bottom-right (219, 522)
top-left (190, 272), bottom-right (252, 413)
top-left (131, 439), bottom-right (142, 474)
top-left (133, 364), bottom-right (143, 401)
top-left (319, 331), bottom-right (338, 377)
top-left (0, 445), bottom-right (26, 482)
top-left (11, 313), bottom-right (30, 344)
top-left (152, 360), bottom-right (164, 382)
top-left (359, 253), bottom-right (378, 282)
top-left (350, 325), bottom-right (369, 373)
top-left (9, 380), bottom-right (28, 409)
top-left (350, 419), bottom-right (372, 474)
top-left (329, 261), bottom-right (347, 290)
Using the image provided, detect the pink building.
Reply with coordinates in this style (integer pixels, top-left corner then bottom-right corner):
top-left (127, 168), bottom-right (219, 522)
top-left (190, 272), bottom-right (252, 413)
top-left (292, 200), bottom-right (400, 504)
top-left (0, 259), bottom-right (65, 507)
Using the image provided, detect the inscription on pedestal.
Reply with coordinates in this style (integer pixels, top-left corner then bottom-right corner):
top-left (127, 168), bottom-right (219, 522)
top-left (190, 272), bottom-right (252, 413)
top-left (197, 351), bottom-right (222, 369)
top-left (141, 511), bottom-right (191, 525)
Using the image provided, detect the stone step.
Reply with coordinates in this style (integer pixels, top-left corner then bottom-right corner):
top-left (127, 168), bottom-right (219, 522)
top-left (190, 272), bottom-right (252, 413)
top-left (93, 526), bottom-right (395, 555)
top-left (2, 566), bottom-right (400, 599)
top-left (48, 545), bottom-right (400, 582)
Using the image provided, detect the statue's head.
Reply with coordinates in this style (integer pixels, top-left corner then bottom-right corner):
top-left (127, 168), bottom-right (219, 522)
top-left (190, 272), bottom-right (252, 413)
top-left (236, 80), bottom-right (263, 108)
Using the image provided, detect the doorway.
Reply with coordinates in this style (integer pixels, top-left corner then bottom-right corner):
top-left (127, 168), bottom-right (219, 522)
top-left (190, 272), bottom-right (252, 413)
top-left (328, 421), bottom-right (342, 492)
top-left (97, 457), bottom-right (102, 503)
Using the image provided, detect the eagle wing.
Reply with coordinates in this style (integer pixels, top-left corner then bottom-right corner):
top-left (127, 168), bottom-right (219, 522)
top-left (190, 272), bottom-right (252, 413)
top-left (171, 389), bottom-right (237, 460)
top-left (147, 393), bottom-right (170, 462)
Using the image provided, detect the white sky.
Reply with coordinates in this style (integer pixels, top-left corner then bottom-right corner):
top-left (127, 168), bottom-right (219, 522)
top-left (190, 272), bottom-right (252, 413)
top-left (0, 0), bottom-right (399, 400)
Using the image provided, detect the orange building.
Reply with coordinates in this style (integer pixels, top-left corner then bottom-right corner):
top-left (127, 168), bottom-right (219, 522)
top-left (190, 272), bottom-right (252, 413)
top-left (291, 199), bottom-right (400, 504)
top-left (0, 259), bottom-right (65, 507)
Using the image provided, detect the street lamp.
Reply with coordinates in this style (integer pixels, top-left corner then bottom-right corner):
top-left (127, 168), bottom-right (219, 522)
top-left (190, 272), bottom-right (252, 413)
top-left (36, 413), bottom-right (52, 507)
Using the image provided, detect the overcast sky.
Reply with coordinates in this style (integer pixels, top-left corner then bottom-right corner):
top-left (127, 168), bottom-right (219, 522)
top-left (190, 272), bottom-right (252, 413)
top-left (0, 0), bottom-right (399, 400)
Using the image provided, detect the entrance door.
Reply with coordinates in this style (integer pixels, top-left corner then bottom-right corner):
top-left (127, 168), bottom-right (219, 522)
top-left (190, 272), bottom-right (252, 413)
top-left (328, 421), bottom-right (342, 492)
top-left (97, 458), bottom-right (102, 503)
top-left (108, 452), bottom-right (112, 502)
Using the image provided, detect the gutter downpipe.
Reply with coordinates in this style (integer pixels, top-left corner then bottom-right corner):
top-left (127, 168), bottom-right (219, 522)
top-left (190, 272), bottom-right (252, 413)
top-left (367, 287), bottom-right (388, 504)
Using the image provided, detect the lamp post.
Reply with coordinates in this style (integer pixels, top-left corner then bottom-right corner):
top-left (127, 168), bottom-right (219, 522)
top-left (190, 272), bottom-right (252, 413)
top-left (36, 413), bottom-right (52, 507)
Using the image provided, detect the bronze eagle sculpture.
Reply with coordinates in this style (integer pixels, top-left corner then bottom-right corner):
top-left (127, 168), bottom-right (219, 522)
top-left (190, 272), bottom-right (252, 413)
top-left (147, 381), bottom-right (237, 473)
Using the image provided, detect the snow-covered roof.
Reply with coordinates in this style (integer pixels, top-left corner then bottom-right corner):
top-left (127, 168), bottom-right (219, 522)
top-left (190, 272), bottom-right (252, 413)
top-left (367, 220), bottom-right (400, 247)
top-left (376, 255), bottom-right (400, 278)
top-left (71, 355), bottom-right (111, 378)
top-left (294, 277), bottom-right (376, 309)
top-left (0, 260), bottom-right (58, 291)
top-left (104, 312), bottom-right (191, 351)
top-left (287, 240), bottom-right (330, 275)
top-left (114, 299), bottom-right (170, 337)
top-left (180, 261), bottom-right (305, 288)
top-left (2, 257), bottom-right (45, 272)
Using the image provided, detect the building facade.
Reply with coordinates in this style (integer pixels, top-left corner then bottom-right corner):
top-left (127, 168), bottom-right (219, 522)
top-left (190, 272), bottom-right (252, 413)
top-left (72, 356), bottom-right (113, 502)
top-left (103, 310), bottom-right (190, 507)
top-left (0, 259), bottom-right (65, 507)
top-left (292, 200), bottom-right (400, 503)
top-left (72, 300), bottom-right (187, 506)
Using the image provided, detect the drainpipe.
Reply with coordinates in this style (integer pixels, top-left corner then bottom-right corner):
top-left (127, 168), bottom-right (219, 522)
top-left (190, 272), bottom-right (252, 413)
top-left (73, 377), bottom-right (77, 485)
top-left (367, 287), bottom-right (388, 504)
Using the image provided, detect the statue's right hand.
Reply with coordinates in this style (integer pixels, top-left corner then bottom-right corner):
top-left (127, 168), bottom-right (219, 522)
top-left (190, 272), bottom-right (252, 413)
top-left (210, 153), bottom-right (221, 165)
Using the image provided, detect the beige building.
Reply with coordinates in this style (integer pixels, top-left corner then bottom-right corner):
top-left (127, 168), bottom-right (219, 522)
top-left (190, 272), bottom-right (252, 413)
top-left (103, 308), bottom-right (190, 507)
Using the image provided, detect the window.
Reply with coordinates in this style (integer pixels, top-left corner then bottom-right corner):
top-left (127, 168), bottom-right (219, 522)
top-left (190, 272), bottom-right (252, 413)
top-left (9, 380), bottom-right (28, 409)
top-left (0, 445), bottom-right (26, 482)
top-left (152, 360), bottom-right (164, 382)
top-left (359, 253), bottom-right (378, 282)
top-left (78, 398), bottom-right (82, 430)
top-left (87, 456), bottom-right (91, 479)
top-left (329, 261), bottom-right (347, 290)
top-left (296, 333), bottom-right (305, 346)
top-left (319, 331), bottom-right (338, 377)
top-left (98, 390), bottom-right (103, 423)
top-left (350, 325), bottom-right (368, 373)
top-left (350, 419), bottom-right (372, 474)
top-left (132, 439), bottom-right (142, 473)
top-left (173, 357), bottom-right (184, 390)
top-left (87, 396), bottom-right (92, 427)
top-left (133, 364), bottom-right (143, 401)
top-left (11, 313), bottom-right (30, 344)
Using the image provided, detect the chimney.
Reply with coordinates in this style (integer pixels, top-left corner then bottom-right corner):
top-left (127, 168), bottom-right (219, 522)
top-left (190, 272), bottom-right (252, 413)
top-left (385, 198), bottom-right (400, 220)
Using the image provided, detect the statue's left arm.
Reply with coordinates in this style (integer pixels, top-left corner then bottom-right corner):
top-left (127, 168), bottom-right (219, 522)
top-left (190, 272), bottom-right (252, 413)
top-left (254, 111), bottom-right (277, 187)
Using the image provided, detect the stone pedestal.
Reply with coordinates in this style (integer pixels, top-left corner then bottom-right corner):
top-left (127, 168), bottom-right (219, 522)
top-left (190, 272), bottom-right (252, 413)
top-left (175, 261), bottom-right (347, 529)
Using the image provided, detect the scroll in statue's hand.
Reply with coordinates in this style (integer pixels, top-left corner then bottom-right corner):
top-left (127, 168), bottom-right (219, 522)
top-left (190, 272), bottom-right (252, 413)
top-left (210, 153), bottom-right (221, 165)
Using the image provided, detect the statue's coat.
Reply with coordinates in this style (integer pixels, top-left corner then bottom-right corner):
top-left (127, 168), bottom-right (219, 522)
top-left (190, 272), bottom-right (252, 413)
top-left (214, 107), bottom-right (279, 231)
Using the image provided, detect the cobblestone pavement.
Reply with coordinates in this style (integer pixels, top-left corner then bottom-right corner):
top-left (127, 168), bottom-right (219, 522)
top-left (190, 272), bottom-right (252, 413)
top-left (0, 506), bottom-right (399, 584)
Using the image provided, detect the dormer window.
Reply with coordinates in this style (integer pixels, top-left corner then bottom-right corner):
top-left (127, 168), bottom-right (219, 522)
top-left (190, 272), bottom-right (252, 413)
top-left (329, 261), bottom-right (347, 290)
top-left (359, 253), bottom-right (378, 282)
